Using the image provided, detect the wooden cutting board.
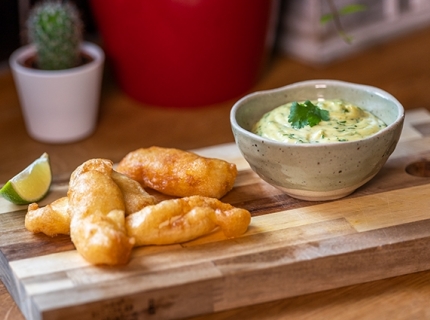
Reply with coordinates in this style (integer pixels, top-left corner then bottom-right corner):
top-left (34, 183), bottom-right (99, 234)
top-left (2, 109), bottom-right (430, 320)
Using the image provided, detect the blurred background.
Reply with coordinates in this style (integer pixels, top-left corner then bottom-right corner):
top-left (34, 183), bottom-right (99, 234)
top-left (0, 0), bottom-right (96, 65)
top-left (2, 0), bottom-right (430, 68)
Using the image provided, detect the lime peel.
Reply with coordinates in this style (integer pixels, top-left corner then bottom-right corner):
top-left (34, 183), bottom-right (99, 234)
top-left (0, 153), bottom-right (52, 205)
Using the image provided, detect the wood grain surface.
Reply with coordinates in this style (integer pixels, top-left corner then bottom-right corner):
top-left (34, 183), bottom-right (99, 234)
top-left (3, 25), bottom-right (430, 320)
top-left (1, 109), bottom-right (430, 320)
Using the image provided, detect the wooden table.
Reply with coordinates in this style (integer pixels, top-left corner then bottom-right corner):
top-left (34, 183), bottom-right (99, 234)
top-left (2, 26), bottom-right (430, 319)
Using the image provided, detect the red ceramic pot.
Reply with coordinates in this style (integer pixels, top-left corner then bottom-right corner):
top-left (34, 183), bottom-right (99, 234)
top-left (90, 0), bottom-right (276, 108)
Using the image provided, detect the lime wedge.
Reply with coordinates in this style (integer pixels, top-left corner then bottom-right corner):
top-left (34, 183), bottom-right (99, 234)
top-left (0, 153), bottom-right (52, 205)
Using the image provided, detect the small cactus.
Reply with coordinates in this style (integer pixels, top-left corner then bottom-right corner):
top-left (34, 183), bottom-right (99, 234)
top-left (27, 0), bottom-right (83, 70)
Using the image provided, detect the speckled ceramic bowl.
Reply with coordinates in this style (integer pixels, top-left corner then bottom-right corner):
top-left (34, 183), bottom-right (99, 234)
top-left (230, 80), bottom-right (405, 201)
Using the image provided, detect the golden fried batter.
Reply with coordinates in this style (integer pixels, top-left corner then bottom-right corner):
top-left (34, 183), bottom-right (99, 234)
top-left (111, 170), bottom-right (156, 215)
top-left (25, 197), bottom-right (70, 237)
top-left (126, 195), bottom-right (251, 246)
top-left (68, 160), bottom-right (134, 265)
top-left (70, 209), bottom-right (133, 265)
top-left (116, 147), bottom-right (237, 199)
top-left (24, 168), bottom-right (154, 241)
top-left (24, 151), bottom-right (245, 265)
top-left (69, 158), bottom-right (113, 189)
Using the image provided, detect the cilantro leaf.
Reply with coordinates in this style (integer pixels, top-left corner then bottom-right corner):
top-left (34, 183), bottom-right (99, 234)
top-left (288, 100), bottom-right (330, 129)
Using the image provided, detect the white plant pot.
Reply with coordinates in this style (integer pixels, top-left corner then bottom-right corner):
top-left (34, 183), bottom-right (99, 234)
top-left (9, 41), bottom-right (104, 144)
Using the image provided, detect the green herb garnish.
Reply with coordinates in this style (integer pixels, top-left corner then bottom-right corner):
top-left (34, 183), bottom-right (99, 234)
top-left (288, 100), bottom-right (330, 129)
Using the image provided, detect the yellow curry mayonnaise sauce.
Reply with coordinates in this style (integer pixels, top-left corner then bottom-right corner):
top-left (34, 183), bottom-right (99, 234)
top-left (252, 99), bottom-right (386, 143)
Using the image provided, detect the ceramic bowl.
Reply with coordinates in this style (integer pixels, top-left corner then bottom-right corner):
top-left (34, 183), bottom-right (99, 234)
top-left (230, 80), bottom-right (405, 201)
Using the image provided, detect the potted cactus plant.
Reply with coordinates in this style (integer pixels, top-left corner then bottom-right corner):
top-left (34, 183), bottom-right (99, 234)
top-left (9, 0), bottom-right (104, 144)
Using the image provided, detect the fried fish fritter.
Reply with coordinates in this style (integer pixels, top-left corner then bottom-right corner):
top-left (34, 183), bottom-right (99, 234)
top-left (24, 150), bottom-right (247, 265)
top-left (25, 196), bottom-right (70, 237)
top-left (111, 170), bottom-right (156, 215)
top-left (116, 147), bottom-right (237, 199)
top-left (68, 160), bottom-right (135, 265)
top-left (25, 160), bottom-right (155, 240)
top-left (126, 195), bottom-right (251, 246)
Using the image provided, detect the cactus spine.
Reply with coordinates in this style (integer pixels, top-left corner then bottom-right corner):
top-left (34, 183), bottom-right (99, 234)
top-left (27, 0), bottom-right (83, 70)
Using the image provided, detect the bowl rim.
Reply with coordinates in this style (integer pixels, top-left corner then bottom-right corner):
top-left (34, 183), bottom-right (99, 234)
top-left (230, 79), bottom-right (405, 148)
